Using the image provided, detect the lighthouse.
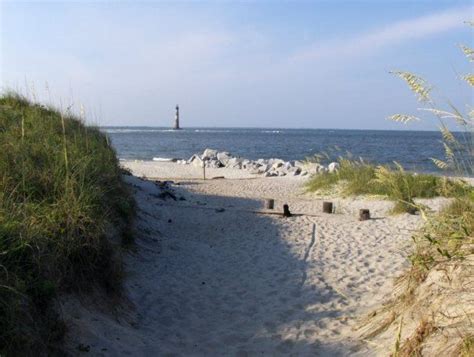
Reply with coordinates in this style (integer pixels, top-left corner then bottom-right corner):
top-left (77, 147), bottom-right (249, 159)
top-left (173, 105), bottom-right (180, 130)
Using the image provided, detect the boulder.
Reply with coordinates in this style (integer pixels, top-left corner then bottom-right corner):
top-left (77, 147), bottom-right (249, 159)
top-left (216, 152), bottom-right (232, 165)
top-left (227, 157), bottom-right (243, 169)
top-left (288, 167), bottom-right (302, 175)
top-left (202, 148), bottom-right (218, 160)
top-left (191, 155), bottom-right (203, 167)
top-left (283, 162), bottom-right (293, 170)
top-left (258, 164), bottom-right (270, 173)
top-left (242, 159), bottom-right (251, 167)
top-left (271, 162), bottom-right (284, 170)
top-left (269, 158), bottom-right (285, 166)
top-left (328, 162), bottom-right (340, 173)
top-left (207, 159), bottom-right (223, 168)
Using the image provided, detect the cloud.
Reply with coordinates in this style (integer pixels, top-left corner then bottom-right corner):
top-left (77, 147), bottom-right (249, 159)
top-left (292, 6), bottom-right (472, 62)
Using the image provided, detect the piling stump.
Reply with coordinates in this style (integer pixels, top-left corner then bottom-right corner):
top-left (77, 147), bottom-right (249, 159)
top-left (359, 209), bottom-right (370, 221)
top-left (323, 201), bottom-right (333, 214)
top-left (265, 199), bottom-right (275, 210)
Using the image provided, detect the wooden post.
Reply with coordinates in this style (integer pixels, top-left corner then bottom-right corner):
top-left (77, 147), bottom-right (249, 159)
top-left (359, 209), bottom-right (370, 221)
top-left (265, 199), bottom-right (275, 210)
top-left (283, 204), bottom-right (291, 217)
top-left (323, 201), bottom-right (333, 214)
top-left (202, 163), bottom-right (206, 180)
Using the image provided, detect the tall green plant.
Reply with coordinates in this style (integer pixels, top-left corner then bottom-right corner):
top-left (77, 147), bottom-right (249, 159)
top-left (388, 36), bottom-right (473, 176)
top-left (0, 93), bottom-right (135, 354)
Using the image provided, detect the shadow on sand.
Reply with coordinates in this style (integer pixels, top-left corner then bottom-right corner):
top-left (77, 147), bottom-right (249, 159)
top-left (92, 176), bottom-right (362, 356)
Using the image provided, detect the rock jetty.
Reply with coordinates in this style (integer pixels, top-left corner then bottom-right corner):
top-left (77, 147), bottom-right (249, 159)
top-left (172, 148), bottom-right (339, 177)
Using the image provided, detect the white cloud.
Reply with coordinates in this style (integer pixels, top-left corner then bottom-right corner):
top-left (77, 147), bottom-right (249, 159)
top-left (292, 6), bottom-right (472, 62)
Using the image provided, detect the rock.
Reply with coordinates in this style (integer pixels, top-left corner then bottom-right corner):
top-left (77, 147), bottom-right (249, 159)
top-left (207, 159), bottom-right (223, 168)
top-left (202, 148), bottom-right (218, 160)
top-left (191, 155), bottom-right (203, 167)
top-left (269, 158), bottom-right (285, 166)
top-left (271, 162), bottom-right (284, 170)
top-left (226, 157), bottom-right (243, 169)
top-left (256, 158), bottom-right (267, 165)
top-left (289, 167), bottom-right (302, 175)
top-left (188, 154), bottom-right (200, 162)
top-left (283, 162), bottom-right (293, 170)
top-left (328, 162), bottom-right (340, 173)
top-left (242, 159), bottom-right (251, 169)
top-left (258, 164), bottom-right (270, 173)
top-left (249, 163), bottom-right (260, 171)
top-left (300, 170), bottom-right (308, 176)
top-left (217, 152), bottom-right (231, 165)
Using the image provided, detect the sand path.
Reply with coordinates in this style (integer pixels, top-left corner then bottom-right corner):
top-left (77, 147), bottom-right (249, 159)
top-left (63, 163), bottom-right (440, 356)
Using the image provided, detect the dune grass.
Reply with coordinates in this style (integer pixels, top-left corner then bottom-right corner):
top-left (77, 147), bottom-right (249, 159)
top-left (0, 93), bottom-right (135, 354)
top-left (305, 158), bottom-right (471, 213)
top-left (359, 27), bottom-right (473, 355)
top-left (409, 196), bottom-right (473, 281)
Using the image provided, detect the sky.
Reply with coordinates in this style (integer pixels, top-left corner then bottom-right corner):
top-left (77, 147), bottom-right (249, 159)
top-left (1, 0), bottom-right (473, 129)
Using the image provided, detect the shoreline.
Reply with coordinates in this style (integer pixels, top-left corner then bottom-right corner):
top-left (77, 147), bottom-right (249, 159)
top-left (121, 158), bottom-right (474, 183)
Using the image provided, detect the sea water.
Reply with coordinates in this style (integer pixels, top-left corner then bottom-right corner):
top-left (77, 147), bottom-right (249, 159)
top-left (103, 127), bottom-right (462, 174)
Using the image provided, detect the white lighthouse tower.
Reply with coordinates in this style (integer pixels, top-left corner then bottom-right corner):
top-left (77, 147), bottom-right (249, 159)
top-left (173, 105), bottom-right (180, 130)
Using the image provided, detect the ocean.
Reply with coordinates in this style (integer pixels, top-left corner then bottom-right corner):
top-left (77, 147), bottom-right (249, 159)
top-left (103, 127), bottom-right (457, 174)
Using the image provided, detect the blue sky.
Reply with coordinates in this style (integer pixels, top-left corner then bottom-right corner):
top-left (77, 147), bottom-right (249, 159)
top-left (1, 0), bottom-right (472, 129)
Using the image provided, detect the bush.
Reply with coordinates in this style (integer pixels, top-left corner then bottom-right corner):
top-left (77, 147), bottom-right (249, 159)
top-left (0, 93), bottom-right (135, 354)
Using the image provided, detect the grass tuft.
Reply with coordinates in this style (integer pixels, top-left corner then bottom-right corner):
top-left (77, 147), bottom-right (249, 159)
top-left (0, 92), bottom-right (135, 354)
top-left (305, 158), bottom-right (471, 213)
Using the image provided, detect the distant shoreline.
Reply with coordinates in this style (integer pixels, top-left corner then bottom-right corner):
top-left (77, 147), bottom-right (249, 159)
top-left (101, 126), bottom-right (461, 133)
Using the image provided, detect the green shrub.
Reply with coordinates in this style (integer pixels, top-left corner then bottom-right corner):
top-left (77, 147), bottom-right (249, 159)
top-left (0, 93), bottom-right (135, 354)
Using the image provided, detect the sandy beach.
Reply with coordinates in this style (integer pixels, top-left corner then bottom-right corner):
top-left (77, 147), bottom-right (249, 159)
top-left (62, 161), bottom-right (449, 356)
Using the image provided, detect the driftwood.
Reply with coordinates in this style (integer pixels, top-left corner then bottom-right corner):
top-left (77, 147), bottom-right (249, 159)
top-left (323, 201), bottom-right (333, 214)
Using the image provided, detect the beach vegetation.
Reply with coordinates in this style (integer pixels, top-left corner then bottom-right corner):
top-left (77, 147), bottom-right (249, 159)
top-left (358, 25), bottom-right (473, 355)
top-left (0, 92), bottom-right (135, 354)
top-left (305, 158), bottom-right (471, 214)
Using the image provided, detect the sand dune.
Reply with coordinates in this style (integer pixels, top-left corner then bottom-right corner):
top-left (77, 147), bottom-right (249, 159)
top-left (62, 162), bottom-right (447, 356)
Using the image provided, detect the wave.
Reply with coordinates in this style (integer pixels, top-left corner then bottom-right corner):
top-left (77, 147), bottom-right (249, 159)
top-left (194, 129), bottom-right (232, 133)
top-left (103, 128), bottom-right (180, 133)
top-left (104, 128), bottom-right (285, 134)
